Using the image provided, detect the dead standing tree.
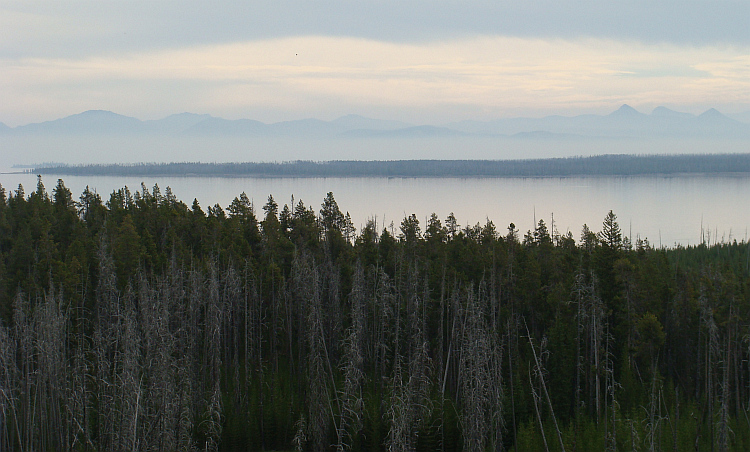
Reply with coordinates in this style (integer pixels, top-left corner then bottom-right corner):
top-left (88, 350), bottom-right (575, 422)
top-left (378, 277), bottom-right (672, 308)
top-left (458, 285), bottom-right (493, 452)
top-left (699, 274), bottom-right (734, 452)
top-left (0, 318), bottom-right (18, 451)
top-left (336, 262), bottom-right (366, 451)
top-left (166, 260), bottom-right (196, 452)
top-left (293, 251), bottom-right (335, 452)
top-left (201, 261), bottom-right (224, 452)
top-left (136, 274), bottom-right (182, 451)
top-left (572, 269), bottom-right (606, 423)
top-left (2, 287), bottom-right (70, 451)
top-left (33, 287), bottom-right (70, 451)
top-left (525, 319), bottom-right (566, 452)
top-left (92, 242), bottom-right (143, 452)
top-left (386, 261), bottom-right (432, 452)
top-left (12, 291), bottom-right (35, 452)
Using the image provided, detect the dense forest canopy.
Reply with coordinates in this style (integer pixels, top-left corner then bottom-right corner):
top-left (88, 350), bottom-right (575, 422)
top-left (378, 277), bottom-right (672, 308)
top-left (0, 176), bottom-right (749, 451)
top-left (32, 153), bottom-right (750, 178)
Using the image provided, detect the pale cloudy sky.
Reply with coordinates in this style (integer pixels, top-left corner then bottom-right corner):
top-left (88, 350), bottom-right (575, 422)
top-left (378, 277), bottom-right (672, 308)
top-left (1, 0), bottom-right (749, 126)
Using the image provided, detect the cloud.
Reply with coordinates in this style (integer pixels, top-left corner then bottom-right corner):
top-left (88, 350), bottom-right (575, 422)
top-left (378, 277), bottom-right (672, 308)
top-left (1, 36), bottom-right (748, 125)
top-left (1, 1), bottom-right (749, 59)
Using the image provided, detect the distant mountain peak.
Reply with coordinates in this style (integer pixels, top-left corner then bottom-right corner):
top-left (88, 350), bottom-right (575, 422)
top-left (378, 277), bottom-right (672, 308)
top-left (76, 109), bottom-right (123, 117)
top-left (696, 108), bottom-right (747, 128)
top-left (698, 108), bottom-right (729, 120)
top-left (61, 110), bottom-right (142, 124)
top-left (609, 104), bottom-right (643, 116)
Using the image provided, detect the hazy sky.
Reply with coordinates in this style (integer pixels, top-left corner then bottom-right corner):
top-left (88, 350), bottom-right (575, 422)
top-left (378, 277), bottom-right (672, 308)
top-left (2, 1), bottom-right (749, 126)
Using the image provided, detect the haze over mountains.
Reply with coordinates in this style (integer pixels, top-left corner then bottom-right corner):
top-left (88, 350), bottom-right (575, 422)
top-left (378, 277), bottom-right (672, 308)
top-left (2, 105), bottom-right (749, 139)
top-left (449, 105), bottom-right (750, 139)
top-left (1, 106), bottom-right (749, 165)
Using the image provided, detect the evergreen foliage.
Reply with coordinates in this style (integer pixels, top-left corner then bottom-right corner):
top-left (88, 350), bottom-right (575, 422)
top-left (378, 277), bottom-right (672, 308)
top-left (0, 178), bottom-right (748, 451)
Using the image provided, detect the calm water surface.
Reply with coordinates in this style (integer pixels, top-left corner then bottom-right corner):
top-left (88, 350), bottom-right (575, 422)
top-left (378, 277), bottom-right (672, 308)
top-left (1, 168), bottom-right (748, 247)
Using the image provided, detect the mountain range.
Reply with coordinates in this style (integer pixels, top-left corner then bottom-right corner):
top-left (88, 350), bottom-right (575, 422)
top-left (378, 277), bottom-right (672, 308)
top-left (1, 106), bottom-right (749, 140)
top-left (446, 105), bottom-right (750, 139)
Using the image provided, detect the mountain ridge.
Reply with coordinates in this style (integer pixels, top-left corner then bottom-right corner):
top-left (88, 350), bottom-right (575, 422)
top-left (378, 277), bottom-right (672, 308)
top-left (2, 106), bottom-right (748, 139)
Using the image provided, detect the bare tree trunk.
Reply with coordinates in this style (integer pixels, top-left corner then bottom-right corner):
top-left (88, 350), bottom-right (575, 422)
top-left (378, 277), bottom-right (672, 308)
top-left (604, 324), bottom-right (617, 452)
top-left (34, 286), bottom-right (69, 451)
top-left (336, 262), bottom-right (366, 451)
top-left (717, 338), bottom-right (731, 452)
top-left (525, 320), bottom-right (565, 452)
top-left (459, 285), bottom-right (492, 452)
top-left (386, 260), bottom-right (431, 452)
top-left (202, 261), bottom-right (224, 452)
top-left (529, 368), bottom-right (549, 452)
top-left (0, 315), bottom-right (20, 451)
top-left (293, 252), bottom-right (332, 452)
top-left (645, 372), bottom-right (663, 452)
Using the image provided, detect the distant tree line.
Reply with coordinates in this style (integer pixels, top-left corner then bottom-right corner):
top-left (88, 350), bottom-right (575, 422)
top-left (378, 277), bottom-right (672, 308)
top-left (0, 177), bottom-right (749, 451)
top-left (34, 153), bottom-right (750, 178)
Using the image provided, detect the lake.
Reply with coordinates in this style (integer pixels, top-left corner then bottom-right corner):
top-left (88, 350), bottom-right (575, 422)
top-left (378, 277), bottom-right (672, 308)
top-left (1, 168), bottom-right (748, 247)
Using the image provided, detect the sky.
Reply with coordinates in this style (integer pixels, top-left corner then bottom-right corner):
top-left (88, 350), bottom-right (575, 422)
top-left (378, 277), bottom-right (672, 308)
top-left (1, 1), bottom-right (750, 127)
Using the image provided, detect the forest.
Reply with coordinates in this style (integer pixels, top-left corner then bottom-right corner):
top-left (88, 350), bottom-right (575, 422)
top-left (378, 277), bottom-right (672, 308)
top-left (0, 176), bottom-right (749, 451)
top-left (32, 153), bottom-right (750, 178)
